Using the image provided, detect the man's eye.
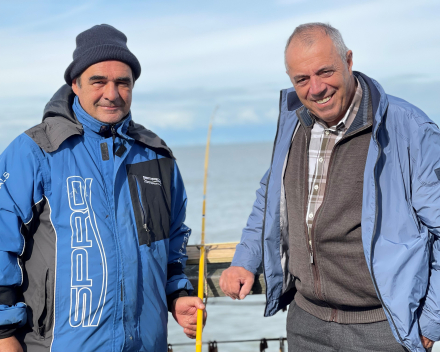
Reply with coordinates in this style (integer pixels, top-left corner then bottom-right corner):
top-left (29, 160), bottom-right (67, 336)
top-left (321, 71), bottom-right (333, 77)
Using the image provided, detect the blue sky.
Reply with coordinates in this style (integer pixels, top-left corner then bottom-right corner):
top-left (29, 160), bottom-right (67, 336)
top-left (1, 0), bottom-right (439, 150)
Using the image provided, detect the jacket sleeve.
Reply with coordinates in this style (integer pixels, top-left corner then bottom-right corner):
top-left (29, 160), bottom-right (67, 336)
top-left (411, 122), bottom-right (440, 341)
top-left (0, 134), bottom-right (47, 335)
top-left (166, 161), bottom-right (193, 304)
top-left (230, 168), bottom-right (269, 274)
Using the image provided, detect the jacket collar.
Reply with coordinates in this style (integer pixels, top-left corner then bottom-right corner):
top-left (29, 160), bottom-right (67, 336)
top-left (353, 71), bottom-right (389, 140)
top-left (72, 96), bottom-right (131, 137)
top-left (26, 85), bottom-right (174, 159)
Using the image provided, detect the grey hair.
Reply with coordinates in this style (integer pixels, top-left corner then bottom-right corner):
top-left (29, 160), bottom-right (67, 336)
top-left (284, 22), bottom-right (349, 71)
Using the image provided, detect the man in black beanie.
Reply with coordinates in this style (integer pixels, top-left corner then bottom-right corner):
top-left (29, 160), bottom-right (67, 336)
top-left (0, 24), bottom-right (205, 352)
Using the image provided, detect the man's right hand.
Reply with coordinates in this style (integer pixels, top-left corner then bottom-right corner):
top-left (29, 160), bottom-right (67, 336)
top-left (0, 336), bottom-right (23, 352)
top-left (219, 266), bottom-right (255, 300)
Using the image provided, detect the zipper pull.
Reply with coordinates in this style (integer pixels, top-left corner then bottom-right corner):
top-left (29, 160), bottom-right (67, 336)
top-left (110, 125), bottom-right (116, 142)
top-left (110, 124), bottom-right (117, 159)
top-left (308, 239), bottom-right (314, 264)
top-left (143, 224), bottom-right (151, 246)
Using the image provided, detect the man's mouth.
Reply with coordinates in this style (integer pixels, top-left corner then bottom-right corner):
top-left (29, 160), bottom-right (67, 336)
top-left (99, 105), bottom-right (121, 110)
top-left (315, 94), bottom-right (333, 105)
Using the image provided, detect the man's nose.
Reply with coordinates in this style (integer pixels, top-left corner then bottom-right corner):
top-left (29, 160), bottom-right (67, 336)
top-left (309, 76), bottom-right (326, 97)
top-left (102, 82), bottom-right (119, 101)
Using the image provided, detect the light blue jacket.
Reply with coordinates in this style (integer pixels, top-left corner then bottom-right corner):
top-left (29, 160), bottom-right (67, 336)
top-left (0, 86), bottom-right (193, 351)
top-left (232, 72), bottom-right (440, 351)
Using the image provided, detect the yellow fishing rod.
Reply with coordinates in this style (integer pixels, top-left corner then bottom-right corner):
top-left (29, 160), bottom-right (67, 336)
top-left (196, 106), bottom-right (218, 352)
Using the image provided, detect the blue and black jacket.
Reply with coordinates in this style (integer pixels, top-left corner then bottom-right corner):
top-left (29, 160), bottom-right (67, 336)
top-left (0, 85), bottom-right (193, 351)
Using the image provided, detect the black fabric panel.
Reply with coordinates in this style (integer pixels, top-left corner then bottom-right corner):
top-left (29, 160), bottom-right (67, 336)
top-left (167, 263), bottom-right (184, 280)
top-left (277, 287), bottom-right (296, 312)
top-left (100, 143), bottom-right (109, 161)
top-left (166, 289), bottom-right (190, 312)
top-left (20, 198), bottom-right (46, 239)
top-left (42, 85), bottom-right (77, 123)
top-left (127, 121), bottom-right (175, 159)
top-left (0, 287), bottom-right (17, 306)
top-left (287, 91), bottom-right (303, 112)
top-left (126, 158), bottom-right (173, 246)
top-left (298, 106), bottom-right (313, 127)
top-left (25, 117), bottom-right (83, 154)
top-left (354, 71), bottom-right (381, 119)
top-left (115, 145), bottom-right (127, 157)
top-left (345, 75), bottom-right (372, 135)
top-left (21, 200), bottom-right (56, 341)
top-left (0, 324), bottom-right (18, 339)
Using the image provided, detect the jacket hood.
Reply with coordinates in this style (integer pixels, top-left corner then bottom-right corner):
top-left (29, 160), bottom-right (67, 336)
top-left (26, 85), bottom-right (174, 158)
top-left (43, 84), bottom-right (78, 124)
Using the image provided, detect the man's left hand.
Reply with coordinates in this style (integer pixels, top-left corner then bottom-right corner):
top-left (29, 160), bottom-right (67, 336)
top-left (421, 335), bottom-right (434, 349)
top-left (171, 296), bottom-right (207, 339)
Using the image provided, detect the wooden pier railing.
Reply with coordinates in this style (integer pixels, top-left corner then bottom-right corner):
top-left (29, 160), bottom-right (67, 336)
top-left (184, 242), bottom-right (266, 297)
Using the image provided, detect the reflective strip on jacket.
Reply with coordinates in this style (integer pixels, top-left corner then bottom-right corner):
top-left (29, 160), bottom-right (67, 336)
top-left (232, 71), bottom-right (440, 352)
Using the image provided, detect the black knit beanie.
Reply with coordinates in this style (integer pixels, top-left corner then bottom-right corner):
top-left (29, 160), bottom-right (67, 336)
top-left (64, 24), bottom-right (141, 85)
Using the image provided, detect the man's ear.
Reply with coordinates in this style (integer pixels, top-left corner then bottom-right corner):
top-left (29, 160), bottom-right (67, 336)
top-left (72, 78), bottom-right (79, 95)
top-left (346, 50), bottom-right (353, 74)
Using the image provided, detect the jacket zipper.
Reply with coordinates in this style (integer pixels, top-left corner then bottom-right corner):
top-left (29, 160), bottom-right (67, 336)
top-left (301, 125), bottom-right (325, 302)
top-left (133, 176), bottom-right (151, 246)
top-left (111, 124), bottom-right (116, 141)
top-left (98, 140), bottom-right (124, 344)
top-left (111, 124), bottom-right (125, 305)
top-left (302, 127), bottom-right (313, 262)
top-left (369, 115), bottom-right (408, 350)
top-left (110, 124), bottom-right (117, 159)
top-left (308, 122), bottom-right (373, 304)
top-left (301, 124), bottom-right (325, 302)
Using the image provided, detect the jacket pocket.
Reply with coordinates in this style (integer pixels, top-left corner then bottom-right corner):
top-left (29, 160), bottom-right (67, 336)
top-left (132, 175), bottom-right (152, 246)
top-left (126, 158), bottom-right (173, 246)
top-left (34, 268), bottom-right (54, 338)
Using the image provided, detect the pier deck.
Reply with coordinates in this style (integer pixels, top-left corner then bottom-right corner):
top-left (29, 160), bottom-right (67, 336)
top-left (184, 242), bottom-right (266, 297)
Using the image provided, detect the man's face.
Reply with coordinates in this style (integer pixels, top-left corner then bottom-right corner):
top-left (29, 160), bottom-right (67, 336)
top-left (285, 33), bottom-right (354, 126)
top-left (72, 60), bottom-right (133, 124)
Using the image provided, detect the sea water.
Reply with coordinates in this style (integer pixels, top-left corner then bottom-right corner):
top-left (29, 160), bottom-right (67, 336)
top-left (168, 142), bottom-right (287, 352)
top-left (167, 142), bottom-right (439, 352)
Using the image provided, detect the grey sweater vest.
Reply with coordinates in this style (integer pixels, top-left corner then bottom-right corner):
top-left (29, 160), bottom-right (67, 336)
top-left (285, 77), bottom-right (386, 324)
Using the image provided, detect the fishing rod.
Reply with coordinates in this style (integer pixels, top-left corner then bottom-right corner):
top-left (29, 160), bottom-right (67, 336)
top-left (196, 105), bottom-right (219, 352)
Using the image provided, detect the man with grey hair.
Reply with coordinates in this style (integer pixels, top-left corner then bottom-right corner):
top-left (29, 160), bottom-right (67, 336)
top-left (220, 22), bottom-right (440, 351)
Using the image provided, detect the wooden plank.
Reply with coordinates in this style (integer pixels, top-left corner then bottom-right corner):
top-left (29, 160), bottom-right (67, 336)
top-left (185, 263), bottom-right (265, 297)
top-left (184, 242), bottom-right (266, 297)
top-left (186, 242), bottom-right (238, 265)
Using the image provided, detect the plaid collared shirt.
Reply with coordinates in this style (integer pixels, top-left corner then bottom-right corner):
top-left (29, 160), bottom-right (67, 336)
top-left (305, 78), bottom-right (363, 258)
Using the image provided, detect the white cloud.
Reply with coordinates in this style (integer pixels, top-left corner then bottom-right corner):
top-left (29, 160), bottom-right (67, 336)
top-left (0, 0), bottom-right (439, 147)
top-left (133, 108), bottom-right (195, 130)
top-left (216, 108), bottom-right (260, 126)
top-left (2, 0), bottom-right (439, 99)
